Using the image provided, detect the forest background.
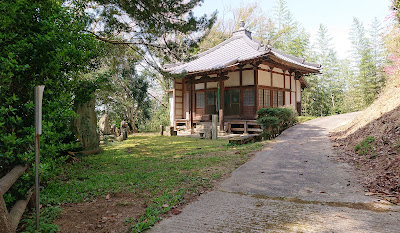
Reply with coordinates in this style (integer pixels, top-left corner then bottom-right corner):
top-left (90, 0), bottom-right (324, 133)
top-left (0, 0), bottom-right (399, 219)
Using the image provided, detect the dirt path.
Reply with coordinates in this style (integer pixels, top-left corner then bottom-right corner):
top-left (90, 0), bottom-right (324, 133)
top-left (150, 113), bottom-right (400, 232)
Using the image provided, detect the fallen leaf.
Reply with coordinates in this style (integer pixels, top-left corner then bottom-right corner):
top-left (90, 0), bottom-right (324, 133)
top-left (365, 192), bottom-right (377, 196)
top-left (162, 204), bottom-right (169, 208)
top-left (106, 194), bottom-right (111, 200)
top-left (171, 209), bottom-right (182, 215)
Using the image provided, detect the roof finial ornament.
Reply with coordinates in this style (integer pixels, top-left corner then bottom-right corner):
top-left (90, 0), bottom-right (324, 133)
top-left (266, 39), bottom-right (272, 50)
top-left (239, 20), bottom-right (245, 28)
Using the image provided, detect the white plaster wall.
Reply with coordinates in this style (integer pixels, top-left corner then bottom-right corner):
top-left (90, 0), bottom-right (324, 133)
top-left (259, 64), bottom-right (270, 70)
top-left (285, 74), bottom-right (290, 89)
top-left (272, 67), bottom-right (281, 73)
top-left (207, 82), bottom-right (218, 88)
top-left (243, 64), bottom-right (253, 69)
top-left (195, 83), bottom-right (204, 90)
top-left (273, 73), bottom-right (284, 88)
top-left (225, 71), bottom-right (240, 87)
top-left (258, 70), bottom-right (271, 86)
top-left (242, 70), bottom-right (254, 86)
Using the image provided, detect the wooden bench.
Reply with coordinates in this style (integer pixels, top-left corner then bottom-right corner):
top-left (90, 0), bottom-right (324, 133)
top-left (227, 120), bottom-right (262, 134)
top-left (228, 134), bottom-right (261, 145)
top-left (175, 119), bottom-right (189, 130)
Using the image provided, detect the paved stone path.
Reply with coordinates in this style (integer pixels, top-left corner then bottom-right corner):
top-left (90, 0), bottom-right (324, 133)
top-left (151, 113), bottom-right (400, 232)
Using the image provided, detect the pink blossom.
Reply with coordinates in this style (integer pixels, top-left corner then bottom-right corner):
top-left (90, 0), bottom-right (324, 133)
top-left (384, 65), bottom-right (397, 75)
top-left (384, 11), bottom-right (397, 22)
top-left (388, 54), bottom-right (399, 62)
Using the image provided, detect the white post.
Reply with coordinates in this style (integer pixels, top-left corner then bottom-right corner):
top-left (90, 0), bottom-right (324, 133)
top-left (34, 85), bottom-right (44, 231)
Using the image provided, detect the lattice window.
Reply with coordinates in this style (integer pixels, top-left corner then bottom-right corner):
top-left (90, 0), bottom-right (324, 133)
top-left (196, 92), bottom-right (204, 108)
top-left (258, 90), bottom-right (263, 107)
top-left (278, 91), bottom-right (284, 106)
top-left (243, 89), bottom-right (255, 106)
top-left (206, 91), bottom-right (217, 114)
top-left (264, 89), bottom-right (270, 107)
top-left (272, 91), bottom-right (277, 107)
top-left (207, 91), bottom-right (216, 105)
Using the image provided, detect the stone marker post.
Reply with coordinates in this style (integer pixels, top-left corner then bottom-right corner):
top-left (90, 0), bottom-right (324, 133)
top-left (167, 126), bottom-right (177, 136)
top-left (160, 125), bottom-right (164, 136)
top-left (121, 121), bottom-right (128, 140)
top-left (99, 114), bottom-right (111, 135)
top-left (212, 114), bottom-right (218, 140)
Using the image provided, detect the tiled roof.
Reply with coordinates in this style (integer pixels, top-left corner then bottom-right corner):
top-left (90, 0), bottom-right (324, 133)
top-left (164, 27), bottom-right (321, 75)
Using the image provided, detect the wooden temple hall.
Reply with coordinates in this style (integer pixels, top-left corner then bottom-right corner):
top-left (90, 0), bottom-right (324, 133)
top-left (165, 22), bottom-right (321, 134)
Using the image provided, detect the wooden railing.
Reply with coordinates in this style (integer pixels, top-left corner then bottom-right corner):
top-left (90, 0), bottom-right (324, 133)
top-left (0, 165), bottom-right (33, 233)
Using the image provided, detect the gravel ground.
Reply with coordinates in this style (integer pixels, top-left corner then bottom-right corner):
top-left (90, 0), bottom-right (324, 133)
top-left (151, 113), bottom-right (400, 233)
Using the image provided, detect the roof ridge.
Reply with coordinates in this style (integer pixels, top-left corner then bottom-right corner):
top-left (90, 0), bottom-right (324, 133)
top-left (194, 34), bottom-right (246, 59)
top-left (164, 29), bottom-right (321, 74)
top-left (241, 35), bottom-right (263, 51)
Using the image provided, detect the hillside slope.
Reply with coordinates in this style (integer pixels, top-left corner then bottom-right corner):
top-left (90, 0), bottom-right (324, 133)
top-left (331, 85), bottom-right (400, 204)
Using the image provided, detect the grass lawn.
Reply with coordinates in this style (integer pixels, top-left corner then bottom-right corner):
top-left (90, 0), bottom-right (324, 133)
top-left (297, 116), bottom-right (318, 124)
top-left (22, 134), bottom-right (264, 232)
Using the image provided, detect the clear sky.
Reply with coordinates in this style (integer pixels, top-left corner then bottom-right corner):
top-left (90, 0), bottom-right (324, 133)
top-left (193, 0), bottom-right (392, 59)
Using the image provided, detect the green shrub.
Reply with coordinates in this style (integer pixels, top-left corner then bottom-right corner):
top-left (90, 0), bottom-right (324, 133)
top-left (354, 136), bottom-right (376, 156)
top-left (257, 107), bottom-right (298, 139)
top-left (0, 0), bottom-right (102, 208)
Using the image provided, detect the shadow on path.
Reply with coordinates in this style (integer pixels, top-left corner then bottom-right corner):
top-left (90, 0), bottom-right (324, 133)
top-left (151, 113), bottom-right (400, 233)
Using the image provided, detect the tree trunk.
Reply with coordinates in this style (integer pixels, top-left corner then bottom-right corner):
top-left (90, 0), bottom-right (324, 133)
top-left (0, 165), bottom-right (28, 196)
top-left (127, 105), bottom-right (140, 133)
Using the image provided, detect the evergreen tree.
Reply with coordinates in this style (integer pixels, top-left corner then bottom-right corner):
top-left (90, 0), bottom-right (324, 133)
top-left (368, 17), bottom-right (387, 95)
top-left (303, 25), bottom-right (343, 116)
top-left (349, 18), bottom-right (386, 108)
top-left (198, 0), bottom-right (310, 57)
top-left (270, 0), bottom-right (310, 57)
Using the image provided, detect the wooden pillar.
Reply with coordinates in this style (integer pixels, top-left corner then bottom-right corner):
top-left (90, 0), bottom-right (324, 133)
top-left (270, 68), bottom-right (274, 106)
top-left (254, 67), bottom-right (258, 112)
top-left (219, 78), bottom-right (225, 131)
top-left (204, 82), bottom-right (207, 116)
top-left (240, 66), bottom-right (243, 117)
top-left (294, 76), bottom-right (297, 105)
top-left (283, 70), bottom-right (286, 106)
top-left (254, 67), bottom-right (258, 117)
top-left (290, 73), bottom-right (292, 105)
top-left (189, 80), bottom-right (194, 132)
top-left (270, 67), bottom-right (273, 87)
top-left (173, 79), bottom-right (176, 128)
